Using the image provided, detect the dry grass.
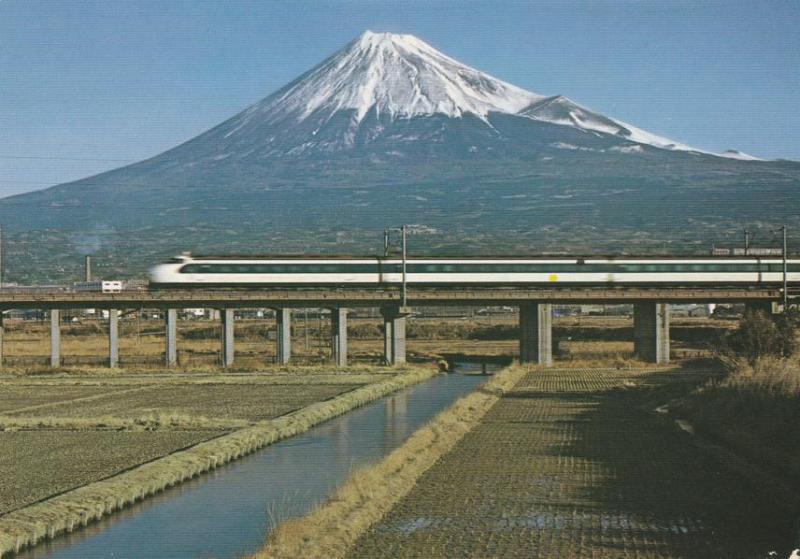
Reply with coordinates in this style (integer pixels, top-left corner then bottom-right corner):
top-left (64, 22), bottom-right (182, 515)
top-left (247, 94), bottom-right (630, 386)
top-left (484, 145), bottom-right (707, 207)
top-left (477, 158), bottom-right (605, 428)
top-left (1, 361), bottom-right (403, 378)
top-left (0, 365), bottom-right (437, 556)
top-left (8, 384), bottom-right (362, 422)
top-left (675, 355), bottom-right (800, 481)
top-left (0, 413), bottom-right (248, 432)
top-left (256, 363), bottom-right (530, 559)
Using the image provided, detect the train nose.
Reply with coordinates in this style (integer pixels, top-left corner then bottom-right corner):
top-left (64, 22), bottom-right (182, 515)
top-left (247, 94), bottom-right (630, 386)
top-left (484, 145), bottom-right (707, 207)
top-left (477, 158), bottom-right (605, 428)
top-left (148, 264), bottom-right (176, 284)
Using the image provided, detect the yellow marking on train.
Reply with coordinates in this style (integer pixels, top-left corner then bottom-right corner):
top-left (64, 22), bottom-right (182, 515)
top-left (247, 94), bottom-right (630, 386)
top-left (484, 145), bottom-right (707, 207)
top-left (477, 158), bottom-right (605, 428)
top-left (548, 274), bottom-right (558, 282)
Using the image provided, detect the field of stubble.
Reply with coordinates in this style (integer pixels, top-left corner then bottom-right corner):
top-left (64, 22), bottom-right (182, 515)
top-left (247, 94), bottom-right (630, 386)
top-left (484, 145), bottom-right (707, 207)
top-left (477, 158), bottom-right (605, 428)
top-left (350, 367), bottom-right (799, 558)
top-left (0, 372), bottom-right (370, 519)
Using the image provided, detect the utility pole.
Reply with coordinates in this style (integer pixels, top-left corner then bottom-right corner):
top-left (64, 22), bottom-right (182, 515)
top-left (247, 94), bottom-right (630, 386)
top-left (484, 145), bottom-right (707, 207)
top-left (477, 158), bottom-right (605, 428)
top-left (782, 225), bottom-right (788, 311)
top-left (383, 226), bottom-right (411, 311)
top-left (401, 224), bottom-right (408, 309)
top-left (743, 228), bottom-right (750, 254)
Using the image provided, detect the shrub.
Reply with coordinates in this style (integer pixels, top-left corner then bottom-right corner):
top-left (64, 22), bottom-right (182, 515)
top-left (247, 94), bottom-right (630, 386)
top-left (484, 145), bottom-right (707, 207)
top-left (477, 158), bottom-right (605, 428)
top-left (724, 309), bottom-right (798, 365)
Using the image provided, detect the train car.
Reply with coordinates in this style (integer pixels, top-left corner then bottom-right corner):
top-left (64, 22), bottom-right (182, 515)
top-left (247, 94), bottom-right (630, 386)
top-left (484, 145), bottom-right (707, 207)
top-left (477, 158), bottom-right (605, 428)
top-left (148, 254), bottom-right (800, 288)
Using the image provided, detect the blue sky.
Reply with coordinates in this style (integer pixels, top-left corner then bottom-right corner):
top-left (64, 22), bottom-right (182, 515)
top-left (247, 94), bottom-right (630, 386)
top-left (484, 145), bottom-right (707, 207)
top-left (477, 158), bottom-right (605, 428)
top-left (2, 0), bottom-right (798, 197)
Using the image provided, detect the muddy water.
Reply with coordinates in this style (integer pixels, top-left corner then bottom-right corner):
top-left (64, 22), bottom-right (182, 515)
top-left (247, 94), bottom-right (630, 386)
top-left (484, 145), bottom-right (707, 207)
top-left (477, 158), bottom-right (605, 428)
top-left (22, 364), bottom-right (490, 559)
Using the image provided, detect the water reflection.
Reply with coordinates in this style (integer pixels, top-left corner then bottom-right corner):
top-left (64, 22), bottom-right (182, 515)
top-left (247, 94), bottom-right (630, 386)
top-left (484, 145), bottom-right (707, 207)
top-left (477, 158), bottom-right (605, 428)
top-left (22, 365), bottom-right (489, 559)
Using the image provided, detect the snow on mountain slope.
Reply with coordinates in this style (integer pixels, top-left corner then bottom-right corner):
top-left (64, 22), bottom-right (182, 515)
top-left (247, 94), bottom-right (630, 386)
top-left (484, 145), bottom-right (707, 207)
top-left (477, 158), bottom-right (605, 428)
top-left (718, 149), bottom-right (762, 161)
top-left (517, 95), bottom-right (695, 152)
top-left (200, 31), bottom-right (745, 159)
top-left (235, 31), bottom-right (543, 129)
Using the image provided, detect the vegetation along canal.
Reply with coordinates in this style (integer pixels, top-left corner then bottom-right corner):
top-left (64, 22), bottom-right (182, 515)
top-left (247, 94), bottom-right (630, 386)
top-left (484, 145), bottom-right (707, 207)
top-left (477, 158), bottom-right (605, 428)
top-left (18, 364), bottom-right (491, 559)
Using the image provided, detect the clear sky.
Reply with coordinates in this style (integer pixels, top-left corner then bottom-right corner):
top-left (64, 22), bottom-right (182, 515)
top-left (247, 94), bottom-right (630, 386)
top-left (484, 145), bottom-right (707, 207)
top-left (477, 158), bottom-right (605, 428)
top-left (2, 0), bottom-right (798, 197)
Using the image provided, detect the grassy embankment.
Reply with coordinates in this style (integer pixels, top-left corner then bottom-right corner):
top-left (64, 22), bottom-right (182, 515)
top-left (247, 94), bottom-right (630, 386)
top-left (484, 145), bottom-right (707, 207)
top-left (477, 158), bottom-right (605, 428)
top-left (0, 365), bottom-right (437, 556)
top-left (675, 355), bottom-right (800, 482)
top-left (256, 363), bottom-right (530, 559)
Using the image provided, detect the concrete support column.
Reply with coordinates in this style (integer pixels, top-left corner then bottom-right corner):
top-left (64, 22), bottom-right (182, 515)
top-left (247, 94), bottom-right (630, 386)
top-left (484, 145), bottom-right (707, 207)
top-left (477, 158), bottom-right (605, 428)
top-left (275, 308), bottom-right (291, 365)
top-left (221, 308), bottom-right (235, 367)
top-left (633, 303), bottom-right (670, 364)
top-left (381, 307), bottom-right (406, 365)
top-left (383, 313), bottom-right (393, 365)
top-left (330, 307), bottom-right (348, 367)
top-left (519, 303), bottom-right (553, 366)
top-left (165, 309), bottom-right (178, 367)
top-left (108, 309), bottom-right (119, 368)
top-left (50, 309), bottom-right (61, 368)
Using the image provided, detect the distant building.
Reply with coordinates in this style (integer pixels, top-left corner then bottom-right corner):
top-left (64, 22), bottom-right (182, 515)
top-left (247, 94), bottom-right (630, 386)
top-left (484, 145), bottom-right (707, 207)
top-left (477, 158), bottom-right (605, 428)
top-left (73, 280), bottom-right (123, 293)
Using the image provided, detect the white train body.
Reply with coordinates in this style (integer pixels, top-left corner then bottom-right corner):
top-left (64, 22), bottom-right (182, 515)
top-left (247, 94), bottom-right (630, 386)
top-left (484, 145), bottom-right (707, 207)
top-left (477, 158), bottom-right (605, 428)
top-left (148, 255), bottom-right (800, 288)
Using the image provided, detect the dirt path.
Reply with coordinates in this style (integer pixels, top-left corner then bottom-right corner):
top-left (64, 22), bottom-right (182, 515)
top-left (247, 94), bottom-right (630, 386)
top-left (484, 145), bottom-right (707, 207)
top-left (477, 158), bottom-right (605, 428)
top-left (349, 368), bottom-right (799, 558)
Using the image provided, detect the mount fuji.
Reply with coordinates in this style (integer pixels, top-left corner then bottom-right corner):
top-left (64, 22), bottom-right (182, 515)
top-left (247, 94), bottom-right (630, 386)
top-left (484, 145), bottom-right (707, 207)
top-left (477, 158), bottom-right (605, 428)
top-left (2, 31), bottom-right (798, 282)
top-left (132, 31), bottom-right (704, 160)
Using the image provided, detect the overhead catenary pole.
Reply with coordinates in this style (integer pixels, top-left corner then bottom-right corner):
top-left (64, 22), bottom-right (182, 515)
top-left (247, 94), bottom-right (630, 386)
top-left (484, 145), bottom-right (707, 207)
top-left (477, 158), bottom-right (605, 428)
top-left (401, 224), bottom-right (408, 309)
top-left (783, 225), bottom-right (788, 311)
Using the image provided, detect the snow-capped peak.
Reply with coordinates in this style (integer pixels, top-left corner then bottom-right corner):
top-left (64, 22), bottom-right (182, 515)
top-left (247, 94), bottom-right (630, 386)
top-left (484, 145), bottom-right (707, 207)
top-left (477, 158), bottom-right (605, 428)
top-left (222, 30), bottom-right (707, 155)
top-left (246, 31), bottom-right (543, 125)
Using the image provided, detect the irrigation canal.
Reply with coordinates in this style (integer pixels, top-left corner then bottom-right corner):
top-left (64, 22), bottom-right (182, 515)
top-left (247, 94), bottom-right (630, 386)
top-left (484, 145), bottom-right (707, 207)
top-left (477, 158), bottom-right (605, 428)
top-left (20, 364), bottom-right (491, 559)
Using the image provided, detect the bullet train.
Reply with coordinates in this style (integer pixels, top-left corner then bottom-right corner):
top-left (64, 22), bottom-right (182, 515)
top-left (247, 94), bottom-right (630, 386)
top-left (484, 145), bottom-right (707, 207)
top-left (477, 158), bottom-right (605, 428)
top-left (148, 253), bottom-right (800, 288)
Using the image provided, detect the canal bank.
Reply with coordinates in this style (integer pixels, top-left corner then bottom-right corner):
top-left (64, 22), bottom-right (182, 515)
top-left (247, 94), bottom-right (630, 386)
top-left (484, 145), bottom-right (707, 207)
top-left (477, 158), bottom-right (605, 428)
top-left (11, 364), bottom-right (490, 558)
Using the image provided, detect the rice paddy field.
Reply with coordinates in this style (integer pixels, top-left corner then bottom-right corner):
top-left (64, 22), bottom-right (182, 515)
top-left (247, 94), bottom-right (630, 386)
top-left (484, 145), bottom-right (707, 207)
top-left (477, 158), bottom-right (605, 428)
top-left (0, 430), bottom-right (219, 515)
top-left (348, 367), bottom-right (800, 558)
top-left (8, 383), bottom-right (361, 421)
top-left (0, 368), bottom-right (385, 528)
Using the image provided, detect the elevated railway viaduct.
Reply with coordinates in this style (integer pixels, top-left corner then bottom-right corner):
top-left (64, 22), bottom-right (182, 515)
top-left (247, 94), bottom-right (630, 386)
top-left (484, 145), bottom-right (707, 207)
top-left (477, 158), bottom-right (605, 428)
top-left (0, 286), bottom-right (785, 368)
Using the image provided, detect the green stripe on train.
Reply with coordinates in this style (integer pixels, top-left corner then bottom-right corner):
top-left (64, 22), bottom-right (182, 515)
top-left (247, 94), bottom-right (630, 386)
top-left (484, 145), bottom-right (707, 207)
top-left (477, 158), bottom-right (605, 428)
top-left (180, 263), bottom-right (799, 274)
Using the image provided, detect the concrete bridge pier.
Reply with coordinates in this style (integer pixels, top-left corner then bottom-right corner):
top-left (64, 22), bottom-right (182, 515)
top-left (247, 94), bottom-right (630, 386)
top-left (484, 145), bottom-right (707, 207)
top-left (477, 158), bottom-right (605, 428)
top-left (519, 303), bottom-right (553, 366)
top-left (330, 307), bottom-right (348, 367)
top-left (275, 308), bottom-right (291, 365)
top-left (108, 309), bottom-right (119, 368)
top-left (50, 309), bottom-right (61, 368)
top-left (165, 309), bottom-right (178, 367)
top-left (381, 306), bottom-right (406, 365)
top-left (633, 303), bottom-right (670, 364)
top-left (221, 309), bottom-right (235, 367)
